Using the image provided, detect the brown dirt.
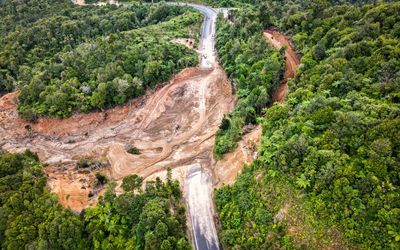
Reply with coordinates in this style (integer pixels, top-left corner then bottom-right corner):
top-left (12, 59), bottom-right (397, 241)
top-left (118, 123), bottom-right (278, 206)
top-left (0, 27), bottom-right (299, 212)
top-left (74, 0), bottom-right (86, 6)
top-left (263, 29), bottom-right (300, 103)
top-left (44, 166), bottom-right (107, 211)
top-left (213, 125), bottom-right (262, 187)
top-left (0, 66), bottom-right (234, 212)
top-left (172, 38), bottom-right (196, 49)
top-left (211, 30), bottom-right (301, 186)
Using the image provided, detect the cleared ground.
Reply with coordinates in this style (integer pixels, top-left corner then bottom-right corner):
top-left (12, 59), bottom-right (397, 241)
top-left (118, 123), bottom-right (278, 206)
top-left (0, 64), bottom-right (234, 210)
top-left (263, 29), bottom-right (300, 103)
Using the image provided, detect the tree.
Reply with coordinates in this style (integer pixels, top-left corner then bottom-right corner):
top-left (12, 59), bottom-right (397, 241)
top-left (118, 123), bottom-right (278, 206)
top-left (95, 173), bottom-right (108, 185)
top-left (312, 40), bottom-right (326, 60)
top-left (90, 82), bottom-right (108, 109)
top-left (122, 174), bottom-right (143, 193)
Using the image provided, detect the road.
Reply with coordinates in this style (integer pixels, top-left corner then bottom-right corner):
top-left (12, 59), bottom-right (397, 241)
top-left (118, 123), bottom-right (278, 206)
top-left (186, 164), bottom-right (219, 250)
top-left (177, 3), bottom-right (221, 250)
top-left (169, 2), bottom-right (218, 68)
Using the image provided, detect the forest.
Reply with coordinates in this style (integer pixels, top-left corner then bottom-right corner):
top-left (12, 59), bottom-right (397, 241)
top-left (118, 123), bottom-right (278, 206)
top-left (0, 150), bottom-right (191, 249)
top-left (0, 0), bottom-right (201, 119)
top-left (214, 0), bottom-right (400, 249)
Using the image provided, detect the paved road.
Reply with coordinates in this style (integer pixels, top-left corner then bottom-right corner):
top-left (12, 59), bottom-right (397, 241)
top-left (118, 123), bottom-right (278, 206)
top-left (170, 2), bottom-right (218, 68)
top-left (72, 1), bottom-right (222, 249)
top-left (186, 164), bottom-right (220, 250)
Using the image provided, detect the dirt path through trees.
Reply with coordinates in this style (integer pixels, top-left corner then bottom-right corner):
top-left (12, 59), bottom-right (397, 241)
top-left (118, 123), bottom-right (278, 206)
top-left (0, 2), bottom-right (236, 213)
top-left (211, 29), bottom-right (300, 186)
top-left (0, 24), bottom-right (299, 211)
top-left (264, 29), bottom-right (300, 103)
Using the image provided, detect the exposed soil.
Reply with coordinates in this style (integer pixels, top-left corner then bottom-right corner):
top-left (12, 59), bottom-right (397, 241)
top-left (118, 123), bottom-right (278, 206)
top-left (213, 125), bottom-right (262, 187)
top-left (263, 29), bottom-right (300, 103)
top-left (73, 0), bottom-right (86, 6)
top-left (0, 66), bottom-right (234, 211)
top-left (73, 0), bottom-right (119, 6)
top-left (0, 4), bottom-right (298, 218)
top-left (0, 2), bottom-right (300, 249)
top-left (172, 38), bottom-right (196, 49)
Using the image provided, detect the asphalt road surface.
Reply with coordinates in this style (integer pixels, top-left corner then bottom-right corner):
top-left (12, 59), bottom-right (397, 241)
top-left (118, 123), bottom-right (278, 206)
top-left (186, 164), bottom-right (220, 250)
top-left (74, 2), bottom-right (222, 249)
top-left (170, 2), bottom-right (218, 68)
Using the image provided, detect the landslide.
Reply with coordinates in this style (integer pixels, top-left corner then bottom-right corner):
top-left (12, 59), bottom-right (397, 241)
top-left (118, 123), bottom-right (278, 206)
top-left (0, 66), bottom-right (234, 211)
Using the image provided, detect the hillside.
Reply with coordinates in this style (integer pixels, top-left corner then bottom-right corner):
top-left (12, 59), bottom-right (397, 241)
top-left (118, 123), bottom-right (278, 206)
top-left (0, 1), bottom-right (202, 249)
top-left (0, 0), bottom-right (399, 249)
top-left (0, 150), bottom-right (191, 249)
top-left (214, 0), bottom-right (400, 249)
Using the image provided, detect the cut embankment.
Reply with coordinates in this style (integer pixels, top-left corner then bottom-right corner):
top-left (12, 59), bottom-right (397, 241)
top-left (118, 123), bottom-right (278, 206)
top-left (0, 2), bottom-right (230, 215)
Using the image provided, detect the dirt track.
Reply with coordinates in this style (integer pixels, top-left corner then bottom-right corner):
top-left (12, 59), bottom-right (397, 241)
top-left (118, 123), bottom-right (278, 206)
top-left (212, 29), bottom-right (301, 186)
top-left (0, 2), bottom-right (299, 221)
top-left (0, 2), bottom-right (302, 249)
top-left (263, 29), bottom-right (300, 103)
top-left (0, 27), bottom-right (299, 212)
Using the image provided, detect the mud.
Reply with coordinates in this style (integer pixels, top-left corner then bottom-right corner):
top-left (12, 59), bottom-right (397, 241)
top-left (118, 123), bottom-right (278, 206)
top-left (0, 25), bottom-right (299, 212)
top-left (0, 4), bottom-right (299, 238)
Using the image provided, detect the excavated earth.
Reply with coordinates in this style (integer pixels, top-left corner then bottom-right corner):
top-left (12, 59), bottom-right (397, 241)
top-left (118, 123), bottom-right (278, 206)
top-left (263, 29), bottom-right (300, 102)
top-left (0, 66), bottom-right (234, 211)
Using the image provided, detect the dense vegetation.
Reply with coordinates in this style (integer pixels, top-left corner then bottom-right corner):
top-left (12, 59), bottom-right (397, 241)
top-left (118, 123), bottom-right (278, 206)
top-left (215, 0), bottom-right (400, 249)
top-left (17, 13), bottom-right (200, 119)
top-left (213, 9), bottom-right (284, 157)
top-left (1, 0), bottom-right (185, 91)
top-left (0, 150), bottom-right (86, 249)
top-left (0, 150), bottom-right (191, 249)
top-left (0, 0), bottom-right (201, 119)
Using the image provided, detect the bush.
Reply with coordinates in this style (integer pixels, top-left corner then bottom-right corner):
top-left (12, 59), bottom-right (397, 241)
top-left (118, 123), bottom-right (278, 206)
top-left (213, 9), bottom-right (284, 156)
top-left (95, 173), bottom-right (107, 185)
top-left (127, 145), bottom-right (141, 155)
top-left (122, 174), bottom-right (143, 192)
top-left (76, 158), bottom-right (107, 169)
top-left (76, 158), bottom-right (92, 169)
